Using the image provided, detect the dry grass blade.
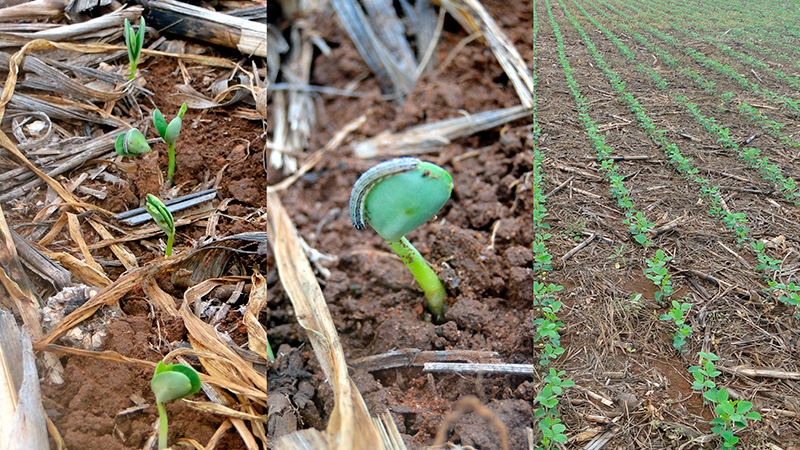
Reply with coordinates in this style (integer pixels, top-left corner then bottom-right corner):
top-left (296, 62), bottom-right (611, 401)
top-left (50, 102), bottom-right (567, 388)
top-left (275, 429), bottom-right (329, 450)
top-left (267, 192), bottom-right (382, 450)
top-left (244, 274), bottom-right (268, 360)
top-left (370, 411), bottom-right (408, 450)
top-left (141, 277), bottom-right (178, 316)
top-left (181, 281), bottom-right (266, 391)
top-left (0, 310), bottom-right (48, 449)
top-left (0, 0), bottom-right (66, 22)
top-left (44, 251), bottom-right (111, 287)
top-left (268, 114), bottom-right (365, 193)
top-left (10, 229), bottom-right (71, 290)
top-left (0, 51), bottom-right (135, 103)
top-left (14, 5), bottom-right (140, 41)
top-left (331, 0), bottom-right (416, 96)
top-left (182, 399), bottom-right (267, 422)
top-left (66, 212), bottom-right (104, 276)
top-left (437, 0), bottom-right (533, 108)
top-left (353, 105), bottom-right (532, 158)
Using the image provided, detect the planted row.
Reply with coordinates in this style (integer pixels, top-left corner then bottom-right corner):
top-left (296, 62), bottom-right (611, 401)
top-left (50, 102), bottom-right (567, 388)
top-left (532, 3), bottom-right (572, 447)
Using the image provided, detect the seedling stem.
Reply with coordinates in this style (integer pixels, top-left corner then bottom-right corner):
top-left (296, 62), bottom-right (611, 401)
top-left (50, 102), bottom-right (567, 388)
top-left (389, 237), bottom-right (447, 317)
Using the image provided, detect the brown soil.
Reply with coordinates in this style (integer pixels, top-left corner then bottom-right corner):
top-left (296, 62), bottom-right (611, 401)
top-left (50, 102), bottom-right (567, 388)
top-left (9, 53), bottom-right (266, 448)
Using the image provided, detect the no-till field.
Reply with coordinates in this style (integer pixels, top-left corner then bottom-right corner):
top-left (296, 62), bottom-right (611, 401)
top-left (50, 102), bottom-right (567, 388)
top-left (266, 0), bottom-right (800, 449)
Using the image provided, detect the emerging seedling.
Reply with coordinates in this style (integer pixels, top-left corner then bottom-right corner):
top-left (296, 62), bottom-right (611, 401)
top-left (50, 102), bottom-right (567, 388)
top-left (153, 103), bottom-right (187, 184)
top-left (350, 157), bottom-right (453, 322)
top-left (124, 17), bottom-right (146, 80)
top-left (150, 362), bottom-right (201, 449)
top-left (115, 128), bottom-right (151, 157)
top-left (146, 194), bottom-right (175, 257)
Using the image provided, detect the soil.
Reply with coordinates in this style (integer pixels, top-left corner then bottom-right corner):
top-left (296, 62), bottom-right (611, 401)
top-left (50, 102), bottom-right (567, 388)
top-left (2, 0), bottom-right (800, 449)
top-left (5, 48), bottom-right (266, 448)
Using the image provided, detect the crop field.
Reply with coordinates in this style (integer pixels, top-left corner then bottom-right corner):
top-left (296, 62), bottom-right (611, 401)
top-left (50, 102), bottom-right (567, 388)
top-left (532, 0), bottom-right (800, 447)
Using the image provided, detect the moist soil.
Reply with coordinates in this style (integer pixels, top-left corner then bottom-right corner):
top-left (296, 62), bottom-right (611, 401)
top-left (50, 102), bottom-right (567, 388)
top-left (3, 0), bottom-right (800, 449)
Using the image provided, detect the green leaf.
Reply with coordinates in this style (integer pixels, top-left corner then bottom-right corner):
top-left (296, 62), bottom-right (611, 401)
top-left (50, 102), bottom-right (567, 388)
top-left (166, 116), bottom-right (182, 145)
top-left (744, 411), bottom-right (761, 420)
top-left (153, 109), bottom-right (167, 139)
top-left (177, 102), bottom-right (188, 119)
top-left (736, 401), bottom-right (753, 414)
top-left (146, 194), bottom-right (175, 237)
top-left (150, 362), bottom-right (201, 403)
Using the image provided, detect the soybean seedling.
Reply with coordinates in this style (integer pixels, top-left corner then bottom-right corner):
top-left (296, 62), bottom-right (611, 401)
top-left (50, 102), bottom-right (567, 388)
top-left (115, 128), bottom-right (151, 157)
top-left (150, 362), bottom-right (201, 449)
top-left (124, 17), bottom-right (146, 80)
top-left (350, 157), bottom-right (453, 322)
top-left (153, 103), bottom-right (187, 184)
top-left (146, 194), bottom-right (175, 257)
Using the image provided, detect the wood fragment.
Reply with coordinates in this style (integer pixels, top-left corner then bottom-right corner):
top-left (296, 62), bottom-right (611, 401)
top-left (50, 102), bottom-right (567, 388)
top-left (575, 386), bottom-right (615, 407)
top-left (143, 0), bottom-right (266, 57)
top-left (717, 241), bottom-right (749, 266)
top-left (572, 187), bottom-right (602, 199)
top-left (423, 362), bottom-right (534, 376)
top-left (647, 215), bottom-right (686, 238)
top-left (11, 229), bottom-right (71, 290)
top-left (562, 233), bottom-right (596, 261)
top-left (353, 105), bottom-right (531, 158)
top-left (554, 163), bottom-right (601, 180)
top-left (350, 349), bottom-right (501, 372)
top-left (719, 366), bottom-right (800, 380)
top-left (544, 175), bottom-right (574, 198)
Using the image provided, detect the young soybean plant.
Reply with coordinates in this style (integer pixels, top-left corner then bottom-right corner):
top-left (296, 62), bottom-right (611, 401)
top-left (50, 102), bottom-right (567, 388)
top-left (350, 157), bottom-right (453, 322)
top-left (153, 103), bottom-right (188, 184)
top-left (123, 17), bottom-right (146, 80)
top-left (146, 194), bottom-right (176, 257)
top-left (115, 128), bottom-right (151, 157)
top-left (150, 362), bottom-right (201, 449)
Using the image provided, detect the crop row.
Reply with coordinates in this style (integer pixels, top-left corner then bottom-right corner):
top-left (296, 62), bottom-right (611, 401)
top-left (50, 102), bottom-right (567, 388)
top-left (621, 0), bottom-right (800, 91)
top-left (531, 2), bottom-right (572, 448)
top-left (566, 0), bottom-right (800, 308)
top-left (596, 0), bottom-right (800, 116)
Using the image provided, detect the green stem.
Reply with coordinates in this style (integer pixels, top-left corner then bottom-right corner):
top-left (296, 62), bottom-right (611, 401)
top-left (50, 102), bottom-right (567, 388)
top-left (128, 61), bottom-right (137, 80)
top-left (157, 401), bottom-right (168, 449)
top-left (266, 336), bottom-right (275, 361)
top-left (167, 143), bottom-right (175, 184)
top-left (166, 233), bottom-right (174, 257)
top-left (388, 237), bottom-right (447, 320)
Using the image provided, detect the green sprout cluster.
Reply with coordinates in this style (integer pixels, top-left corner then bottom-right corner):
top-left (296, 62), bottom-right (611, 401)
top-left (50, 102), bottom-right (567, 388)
top-left (153, 103), bottom-right (188, 184)
top-left (150, 362), bottom-right (202, 449)
top-left (124, 17), bottom-right (145, 80)
top-left (146, 194), bottom-right (175, 257)
top-left (350, 157), bottom-right (453, 322)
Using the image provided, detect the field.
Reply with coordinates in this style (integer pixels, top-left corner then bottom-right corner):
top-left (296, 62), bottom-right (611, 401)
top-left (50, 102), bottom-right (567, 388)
top-left (529, 0), bottom-right (800, 448)
top-left (269, 0), bottom-right (800, 448)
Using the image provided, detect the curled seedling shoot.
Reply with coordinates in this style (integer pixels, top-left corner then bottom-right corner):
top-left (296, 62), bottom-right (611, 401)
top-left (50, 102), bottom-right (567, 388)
top-left (153, 103), bottom-right (187, 184)
top-left (350, 157), bottom-right (453, 322)
top-left (150, 362), bottom-right (201, 449)
top-left (146, 194), bottom-right (175, 257)
top-left (115, 128), bottom-right (151, 157)
top-left (124, 17), bottom-right (145, 80)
